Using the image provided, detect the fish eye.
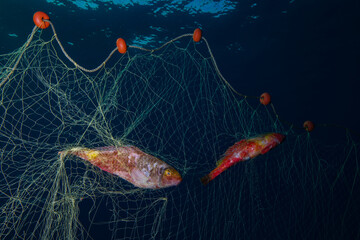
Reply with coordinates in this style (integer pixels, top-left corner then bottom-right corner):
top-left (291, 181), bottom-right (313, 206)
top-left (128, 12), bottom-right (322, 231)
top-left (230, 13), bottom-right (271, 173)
top-left (164, 169), bottom-right (172, 176)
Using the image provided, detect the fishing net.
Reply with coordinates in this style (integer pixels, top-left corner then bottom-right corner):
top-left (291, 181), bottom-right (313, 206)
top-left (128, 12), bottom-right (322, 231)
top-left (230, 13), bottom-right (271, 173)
top-left (0, 18), bottom-right (359, 240)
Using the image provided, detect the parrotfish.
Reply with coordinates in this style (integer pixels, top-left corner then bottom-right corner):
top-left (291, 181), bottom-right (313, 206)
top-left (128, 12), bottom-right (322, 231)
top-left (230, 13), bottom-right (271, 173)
top-left (201, 133), bottom-right (285, 185)
top-left (60, 145), bottom-right (182, 189)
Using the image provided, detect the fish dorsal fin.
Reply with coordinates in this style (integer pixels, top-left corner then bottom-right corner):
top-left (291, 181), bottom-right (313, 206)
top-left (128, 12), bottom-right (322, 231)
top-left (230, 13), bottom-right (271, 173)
top-left (94, 146), bottom-right (118, 152)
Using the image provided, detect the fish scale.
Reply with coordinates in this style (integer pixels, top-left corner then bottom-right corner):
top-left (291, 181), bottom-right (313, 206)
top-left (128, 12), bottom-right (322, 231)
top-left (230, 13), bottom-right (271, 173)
top-left (61, 145), bottom-right (182, 189)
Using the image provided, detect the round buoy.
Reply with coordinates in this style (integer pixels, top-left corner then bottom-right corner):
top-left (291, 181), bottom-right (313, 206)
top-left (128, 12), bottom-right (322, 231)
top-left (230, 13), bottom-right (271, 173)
top-left (33, 11), bottom-right (50, 29)
top-left (303, 121), bottom-right (315, 132)
top-left (260, 92), bottom-right (271, 105)
top-left (193, 28), bottom-right (202, 42)
top-left (116, 38), bottom-right (127, 54)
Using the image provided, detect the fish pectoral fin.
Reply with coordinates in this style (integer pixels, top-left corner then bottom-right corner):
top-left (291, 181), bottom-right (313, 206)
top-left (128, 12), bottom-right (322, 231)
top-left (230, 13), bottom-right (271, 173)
top-left (131, 168), bottom-right (149, 186)
top-left (260, 143), bottom-right (276, 154)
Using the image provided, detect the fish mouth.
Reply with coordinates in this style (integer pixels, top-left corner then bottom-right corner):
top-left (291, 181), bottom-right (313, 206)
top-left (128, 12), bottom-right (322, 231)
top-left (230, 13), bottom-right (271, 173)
top-left (161, 173), bottom-right (182, 187)
top-left (175, 177), bottom-right (182, 185)
top-left (172, 175), bottom-right (182, 186)
top-left (172, 175), bottom-right (182, 185)
top-left (273, 133), bottom-right (285, 143)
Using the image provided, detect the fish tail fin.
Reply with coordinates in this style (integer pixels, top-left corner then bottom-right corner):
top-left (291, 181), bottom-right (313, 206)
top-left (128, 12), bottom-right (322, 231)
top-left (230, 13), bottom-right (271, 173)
top-left (200, 174), bottom-right (212, 186)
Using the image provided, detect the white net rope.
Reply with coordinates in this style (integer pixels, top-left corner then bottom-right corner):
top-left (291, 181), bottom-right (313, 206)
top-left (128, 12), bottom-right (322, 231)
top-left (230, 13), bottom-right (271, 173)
top-left (0, 25), bottom-right (359, 240)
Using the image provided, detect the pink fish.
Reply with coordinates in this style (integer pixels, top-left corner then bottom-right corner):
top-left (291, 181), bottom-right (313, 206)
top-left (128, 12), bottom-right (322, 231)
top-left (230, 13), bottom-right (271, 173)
top-left (201, 133), bottom-right (285, 185)
top-left (60, 145), bottom-right (182, 189)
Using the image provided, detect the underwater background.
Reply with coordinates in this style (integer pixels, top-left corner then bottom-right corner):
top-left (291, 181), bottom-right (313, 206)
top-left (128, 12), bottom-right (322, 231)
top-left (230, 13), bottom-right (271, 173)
top-left (0, 0), bottom-right (359, 239)
top-left (1, 0), bottom-right (358, 133)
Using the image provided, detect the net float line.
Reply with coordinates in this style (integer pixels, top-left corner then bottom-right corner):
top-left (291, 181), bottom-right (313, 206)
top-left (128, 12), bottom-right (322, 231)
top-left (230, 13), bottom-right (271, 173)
top-left (0, 11), bottom-right (320, 133)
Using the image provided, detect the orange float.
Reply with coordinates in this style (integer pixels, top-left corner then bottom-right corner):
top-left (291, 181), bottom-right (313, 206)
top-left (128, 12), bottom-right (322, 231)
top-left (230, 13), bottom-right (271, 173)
top-left (303, 121), bottom-right (314, 132)
top-left (193, 28), bottom-right (202, 42)
top-left (33, 11), bottom-right (50, 29)
top-left (116, 38), bottom-right (127, 54)
top-left (260, 92), bottom-right (271, 105)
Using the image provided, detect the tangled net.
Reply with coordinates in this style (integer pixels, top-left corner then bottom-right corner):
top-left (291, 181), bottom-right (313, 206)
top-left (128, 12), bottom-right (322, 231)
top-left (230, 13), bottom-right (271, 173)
top-left (0, 14), bottom-right (359, 240)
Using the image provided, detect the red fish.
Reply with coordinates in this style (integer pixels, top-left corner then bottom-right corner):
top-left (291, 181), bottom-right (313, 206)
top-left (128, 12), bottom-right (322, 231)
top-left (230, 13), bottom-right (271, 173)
top-left (60, 145), bottom-right (182, 189)
top-left (201, 133), bottom-right (285, 185)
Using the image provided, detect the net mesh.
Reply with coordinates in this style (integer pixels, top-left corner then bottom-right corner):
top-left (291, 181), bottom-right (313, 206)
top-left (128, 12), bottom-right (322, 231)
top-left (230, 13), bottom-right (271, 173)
top-left (0, 25), bottom-right (359, 240)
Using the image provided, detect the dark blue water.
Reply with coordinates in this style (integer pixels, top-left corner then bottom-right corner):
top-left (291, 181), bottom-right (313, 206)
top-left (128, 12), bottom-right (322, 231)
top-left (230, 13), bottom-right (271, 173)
top-left (0, 0), bottom-right (358, 133)
top-left (0, 1), bottom-right (359, 240)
